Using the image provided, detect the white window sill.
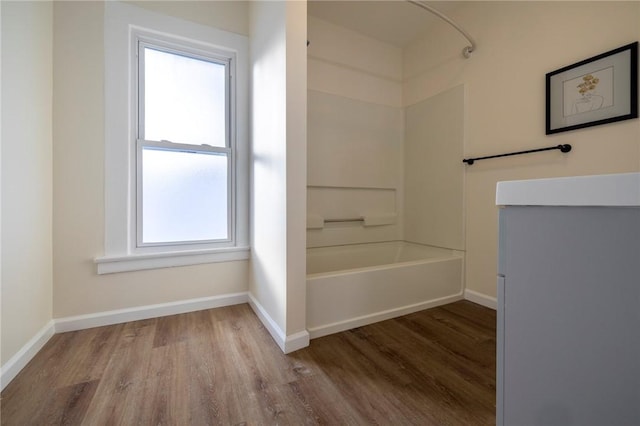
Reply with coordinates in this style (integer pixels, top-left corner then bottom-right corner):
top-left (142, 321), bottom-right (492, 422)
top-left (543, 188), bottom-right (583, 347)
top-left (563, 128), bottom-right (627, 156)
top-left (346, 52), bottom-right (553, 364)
top-left (95, 246), bottom-right (250, 274)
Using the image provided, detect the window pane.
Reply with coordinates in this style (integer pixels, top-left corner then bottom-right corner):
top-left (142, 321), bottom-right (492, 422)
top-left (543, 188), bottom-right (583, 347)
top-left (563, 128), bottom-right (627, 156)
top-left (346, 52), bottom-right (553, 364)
top-left (142, 148), bottom-right (228, 244)
top-left (143, 47), bottom-right (226, 147)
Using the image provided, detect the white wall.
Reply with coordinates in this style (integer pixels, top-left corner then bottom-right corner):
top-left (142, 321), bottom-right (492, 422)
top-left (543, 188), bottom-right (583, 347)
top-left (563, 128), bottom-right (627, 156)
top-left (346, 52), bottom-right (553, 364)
top-left (307, 17), bottom-right (404, 248)
top-left (285, 0), bottom-right (308, 345)
top-left (1, 0), bottom-right (3, 373)
top-left (1, 1), bottom-right (53, 365)
top-left (404, 1), bottom-right (640, 299)
top-left (404, 85), bottom-right (464, 251)
top-left (250, 0), bottom-right (288, 336)
top-left (126, 0), bottom-right (249, 36)
top-left (52, 1), bottom-right (249, 319)
top-left (249, 1), bottom-right (308, 352)
top-left (308, 17), bottom-right (402, 107)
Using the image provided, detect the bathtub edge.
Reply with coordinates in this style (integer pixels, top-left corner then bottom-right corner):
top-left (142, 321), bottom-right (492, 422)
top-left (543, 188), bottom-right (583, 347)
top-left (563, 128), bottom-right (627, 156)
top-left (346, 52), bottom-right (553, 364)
top-left (307, 292), bottom-right (464, 339)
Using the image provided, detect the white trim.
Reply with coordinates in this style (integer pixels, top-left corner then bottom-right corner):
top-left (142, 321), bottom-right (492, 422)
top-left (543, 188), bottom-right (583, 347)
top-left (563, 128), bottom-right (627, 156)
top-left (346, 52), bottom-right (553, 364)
top-left (307, 293), bottom-right (464, 339)
top-left (54, 292), bottom-right (248, 333)
top-left (1, 320), bottom-right (55, 391)
top-left (464, 289), bottom-right (497, 310)
top-left (103, 2), bottom-right (249, 269)
top-left (134, 31), bottom-right (237, 251)
top-left (95, 246), bottom-right (250, 274)
top-left (307, 55), bottom-right (402, 84)
top-left (247, 293), bottom-right (310, 354)
top-left (248, 293), bottom-right (285, 350)
top-left (284, 331), bottom-right (311, 354)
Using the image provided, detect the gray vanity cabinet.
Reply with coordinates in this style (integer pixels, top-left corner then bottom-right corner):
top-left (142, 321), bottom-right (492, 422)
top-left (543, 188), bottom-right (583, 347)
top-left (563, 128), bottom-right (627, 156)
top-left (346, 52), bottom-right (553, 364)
top-left (496, 174), bottom-right (640, 426)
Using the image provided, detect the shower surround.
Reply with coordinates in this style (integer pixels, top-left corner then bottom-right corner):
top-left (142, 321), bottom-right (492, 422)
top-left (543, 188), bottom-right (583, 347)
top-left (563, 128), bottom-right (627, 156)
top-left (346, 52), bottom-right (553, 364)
top-left (306, 14), bottom-right (465, 336)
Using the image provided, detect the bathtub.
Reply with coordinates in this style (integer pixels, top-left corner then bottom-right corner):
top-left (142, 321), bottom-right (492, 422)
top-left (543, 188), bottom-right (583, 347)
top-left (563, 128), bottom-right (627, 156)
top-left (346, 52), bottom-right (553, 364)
top-left (306, 241), bottom-right (463, 338)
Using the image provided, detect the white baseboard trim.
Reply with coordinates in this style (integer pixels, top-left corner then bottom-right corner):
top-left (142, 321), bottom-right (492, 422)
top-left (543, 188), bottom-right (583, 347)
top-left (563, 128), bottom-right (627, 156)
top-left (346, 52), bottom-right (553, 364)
top-left (54, 292), bottom-right (249, 333)
top-left (307, 293), bottom-right (464, 340)
top-left (2, 293), bottom-right (248, 391)
top-left (284, 330), bottom-right (310, 354)
top-left (1, 320), bottom-right (55, 391)
top-left (248, 293), bottom-right (286, 351)
top-left (464, 289), bottom-right (497, 309)
top-left (247, 293), bottom-right (309, 354)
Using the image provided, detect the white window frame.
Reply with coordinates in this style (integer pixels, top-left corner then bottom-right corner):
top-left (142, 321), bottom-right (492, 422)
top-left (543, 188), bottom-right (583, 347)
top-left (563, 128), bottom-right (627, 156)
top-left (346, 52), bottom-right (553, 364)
top-left (135, 36), bottom-right (234, 248)
top-left (96, 2), bottom-right (249, 274)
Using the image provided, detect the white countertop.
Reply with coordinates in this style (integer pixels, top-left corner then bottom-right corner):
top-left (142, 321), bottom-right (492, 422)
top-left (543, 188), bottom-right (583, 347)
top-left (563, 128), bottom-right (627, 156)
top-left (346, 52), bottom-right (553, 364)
top-left (496, 172), bottom-right (640, 206)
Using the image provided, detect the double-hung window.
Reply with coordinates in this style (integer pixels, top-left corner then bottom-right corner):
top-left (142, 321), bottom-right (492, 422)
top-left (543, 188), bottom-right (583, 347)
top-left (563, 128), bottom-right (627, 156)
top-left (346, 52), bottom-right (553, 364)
top-left (97, 3), bottom-right (249, 274)
top-left (136, 38), bottom-right (233, 248)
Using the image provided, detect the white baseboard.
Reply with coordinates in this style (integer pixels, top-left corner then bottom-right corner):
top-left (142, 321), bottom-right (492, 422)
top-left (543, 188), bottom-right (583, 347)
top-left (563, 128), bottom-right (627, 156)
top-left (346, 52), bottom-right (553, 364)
top-left (307, 293), bottom-right (464, 340)
top-left (464, 289), bottom-right (497, 309)
top-left (54, 292), bottom-right (249, 333)
top-left (248, 293), bottom-right (309, 354)
top-left (1, 320), bottom-right (55, 391)
top-left (248, 293), bottom-right (286, 351)
top-left (284, 330), bottom-right (310, 354)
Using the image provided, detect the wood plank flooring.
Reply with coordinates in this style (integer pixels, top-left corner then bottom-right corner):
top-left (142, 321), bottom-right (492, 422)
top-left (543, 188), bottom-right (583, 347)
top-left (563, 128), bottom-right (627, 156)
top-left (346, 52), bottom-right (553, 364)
top-left (0, 300), bottom-right (496, 425)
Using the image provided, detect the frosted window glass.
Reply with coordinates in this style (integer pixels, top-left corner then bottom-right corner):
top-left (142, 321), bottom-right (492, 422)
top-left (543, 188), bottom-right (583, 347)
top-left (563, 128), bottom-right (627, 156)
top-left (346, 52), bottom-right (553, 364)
top-left (142, 148), bottom-right (228, 243)
top-left (143, 47), bottom-right (226, 147)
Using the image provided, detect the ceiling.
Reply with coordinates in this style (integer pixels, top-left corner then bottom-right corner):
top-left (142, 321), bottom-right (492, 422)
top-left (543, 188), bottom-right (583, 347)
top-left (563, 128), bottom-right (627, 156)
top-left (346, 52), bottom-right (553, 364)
top-left (307, 1), bottom-right (463, 48)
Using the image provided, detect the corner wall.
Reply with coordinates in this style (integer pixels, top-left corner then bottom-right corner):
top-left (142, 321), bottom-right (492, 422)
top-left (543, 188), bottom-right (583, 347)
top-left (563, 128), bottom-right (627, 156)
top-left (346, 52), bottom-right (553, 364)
top-left (1, 1), bottom-right (53, 367)
top-left (404, 85), bottom-right (465, 251)
top-left (249, 1), bottom-right (308, 353)
top-left (404, 1), bottom-right (640, 300)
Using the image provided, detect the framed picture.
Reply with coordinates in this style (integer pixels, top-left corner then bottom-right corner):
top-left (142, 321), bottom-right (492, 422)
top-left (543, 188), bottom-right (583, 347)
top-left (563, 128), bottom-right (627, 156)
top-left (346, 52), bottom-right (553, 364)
top-left (546, 42), bottom-right (638, 135)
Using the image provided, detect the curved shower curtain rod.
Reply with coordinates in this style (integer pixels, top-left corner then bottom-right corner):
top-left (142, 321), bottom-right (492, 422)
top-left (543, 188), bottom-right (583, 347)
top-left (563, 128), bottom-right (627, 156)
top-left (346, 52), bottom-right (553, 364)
top-left (406, 0), bottom-right (476, 58)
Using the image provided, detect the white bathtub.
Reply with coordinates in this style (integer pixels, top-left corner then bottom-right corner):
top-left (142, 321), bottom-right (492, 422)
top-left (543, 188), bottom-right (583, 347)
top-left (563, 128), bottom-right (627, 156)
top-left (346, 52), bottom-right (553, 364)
top-left (306, 241), bottom-right (464, 338)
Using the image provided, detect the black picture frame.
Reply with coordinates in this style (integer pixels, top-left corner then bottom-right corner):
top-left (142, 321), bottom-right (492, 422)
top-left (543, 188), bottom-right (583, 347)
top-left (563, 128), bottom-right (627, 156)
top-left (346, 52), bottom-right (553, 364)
top-left (546, 42), bottom-right (638, 135)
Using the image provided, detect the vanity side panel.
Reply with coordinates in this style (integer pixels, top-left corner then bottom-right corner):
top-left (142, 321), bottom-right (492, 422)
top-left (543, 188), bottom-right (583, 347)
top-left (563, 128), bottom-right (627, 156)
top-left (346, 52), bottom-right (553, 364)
top-left (500, 206), bottom-right (640, 425)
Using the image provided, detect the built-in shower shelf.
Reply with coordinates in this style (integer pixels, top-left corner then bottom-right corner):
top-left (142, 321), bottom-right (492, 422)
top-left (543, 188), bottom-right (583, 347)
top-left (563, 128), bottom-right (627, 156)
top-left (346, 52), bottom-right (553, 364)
top-left (307, 184), bottom-right (397, 191)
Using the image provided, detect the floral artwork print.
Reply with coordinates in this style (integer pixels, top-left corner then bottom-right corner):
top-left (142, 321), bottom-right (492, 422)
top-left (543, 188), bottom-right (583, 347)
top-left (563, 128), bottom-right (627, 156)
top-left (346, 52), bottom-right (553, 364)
top-left (563, 67), bottom-right (614, 117)
top-left (547, 42), bottom-right (637, 135)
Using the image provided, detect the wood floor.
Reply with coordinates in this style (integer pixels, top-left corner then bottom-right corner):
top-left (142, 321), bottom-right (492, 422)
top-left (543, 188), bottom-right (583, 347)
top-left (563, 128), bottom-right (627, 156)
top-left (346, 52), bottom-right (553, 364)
top-left (0, 300), bottom-right (496, 425)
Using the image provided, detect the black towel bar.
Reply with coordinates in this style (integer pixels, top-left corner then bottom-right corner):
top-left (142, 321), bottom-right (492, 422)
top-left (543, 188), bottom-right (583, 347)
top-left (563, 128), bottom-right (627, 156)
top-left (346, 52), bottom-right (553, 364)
top-left (463, 144), bottom-right (571, 165)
